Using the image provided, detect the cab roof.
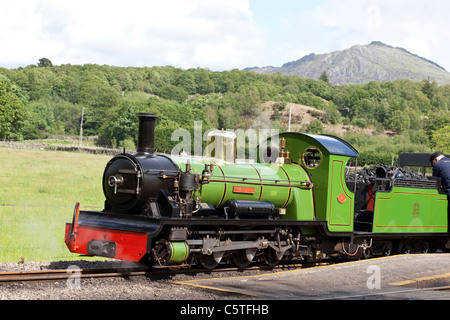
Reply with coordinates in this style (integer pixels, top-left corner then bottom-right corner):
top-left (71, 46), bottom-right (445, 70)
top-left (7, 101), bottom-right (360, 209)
top-left (282, 133), bottom-right (359, 158)
top-left (306, 134), bottom-right (359, 157)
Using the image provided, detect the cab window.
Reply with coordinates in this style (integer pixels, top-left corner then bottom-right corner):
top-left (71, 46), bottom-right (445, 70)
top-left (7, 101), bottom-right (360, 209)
top-left (303, 147), bottom-right (322, 169)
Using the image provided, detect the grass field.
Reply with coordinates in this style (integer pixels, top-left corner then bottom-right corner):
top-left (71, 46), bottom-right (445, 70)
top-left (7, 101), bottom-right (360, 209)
top-left (0, 147), bottom-right (112, 262)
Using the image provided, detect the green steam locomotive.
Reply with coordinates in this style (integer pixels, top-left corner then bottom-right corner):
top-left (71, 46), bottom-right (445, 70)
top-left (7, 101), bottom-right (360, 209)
top-left (65, 113), bottom-right (449, 268)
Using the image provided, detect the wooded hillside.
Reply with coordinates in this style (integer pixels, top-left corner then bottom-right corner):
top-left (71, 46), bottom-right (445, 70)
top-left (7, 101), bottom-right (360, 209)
top-left (1, 60), bottom-right (450, 164)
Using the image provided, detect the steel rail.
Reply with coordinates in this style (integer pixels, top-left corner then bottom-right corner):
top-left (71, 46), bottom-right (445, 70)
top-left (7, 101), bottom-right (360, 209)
top-left (0, 267), bottom-right (152, 282)
top-left (327, 285), bottom-right (450, 300)
top-left (0, 261), bottom-right (330, 283)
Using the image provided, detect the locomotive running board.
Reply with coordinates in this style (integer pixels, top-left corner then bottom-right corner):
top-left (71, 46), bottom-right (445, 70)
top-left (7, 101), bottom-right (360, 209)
top-left (65, 203), bottom-right (162, 262)
top-left (72, 210), bottom-right (162, 234)
top-left (158, 217), bottom-right (328, 228)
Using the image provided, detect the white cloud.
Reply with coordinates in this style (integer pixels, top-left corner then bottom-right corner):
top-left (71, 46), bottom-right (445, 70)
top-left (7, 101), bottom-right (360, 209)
top-left (0, 0), bottom-right (265, 70)
top-left (400, 37), bottom-right (432, 59)
top-left (2, 0), bottom-right (449, 71)
top-left (300, 0), bottom-right (450, 70)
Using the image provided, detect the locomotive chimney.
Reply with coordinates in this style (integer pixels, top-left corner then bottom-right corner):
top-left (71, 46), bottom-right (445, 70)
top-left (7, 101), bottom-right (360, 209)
top-left (136, 113), bottom-right (158, 154)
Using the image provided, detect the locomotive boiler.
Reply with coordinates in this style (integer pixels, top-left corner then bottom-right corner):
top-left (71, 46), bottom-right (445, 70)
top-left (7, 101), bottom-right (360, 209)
top-left (65, 113), bottom-right (450, 268)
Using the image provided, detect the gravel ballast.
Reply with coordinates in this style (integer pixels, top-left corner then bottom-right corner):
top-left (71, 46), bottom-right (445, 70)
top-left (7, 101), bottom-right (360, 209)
top-left (0, 260), bottom-right (256, 300)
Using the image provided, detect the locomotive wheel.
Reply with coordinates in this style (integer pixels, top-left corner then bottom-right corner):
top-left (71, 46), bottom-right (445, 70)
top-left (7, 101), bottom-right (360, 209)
top-left (420, 242), bottom-right (429, 254)
top-left (382, 243), bottom-right (392, 256)
top-left (229, 249), bottom-right (257, 268)
top-left (262, 247), bottom-right (283, 266)
top-left (399, 242), bottom-right (411, 255)
top-left (195, 252), bottom-right (223, 270)
top-left (362, 247), bottom-right (373, 259)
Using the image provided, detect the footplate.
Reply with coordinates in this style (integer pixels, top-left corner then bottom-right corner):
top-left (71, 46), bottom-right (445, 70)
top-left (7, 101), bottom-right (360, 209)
top-left (65, 205), bottom-right (162, 262)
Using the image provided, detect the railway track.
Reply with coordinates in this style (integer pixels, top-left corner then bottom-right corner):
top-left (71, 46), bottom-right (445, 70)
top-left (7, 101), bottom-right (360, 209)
top-left (330, 285), bottom-right (450, 300)
top-left (0, 267), bottom-right (152, 283)
top-left (0, 261), bottom-right (330, 283)
top-left (1, 257), bottom-right (448, 300)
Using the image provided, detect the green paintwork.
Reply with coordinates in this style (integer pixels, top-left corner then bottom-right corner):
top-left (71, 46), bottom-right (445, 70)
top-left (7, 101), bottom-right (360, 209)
top-left (326, 156), bottom-right (355, 232)
top-left (274, 133), bottom-right (356, 232)
top-left (168, 242), bottom-right (190, 263)
top-left (279, 164), bottom-right (315, 221)
top-left (175, 131), bottom-right (448, 236)
top-left (173, 157), bottom-right (315, 221)
top-left (372, 187), bottom-right (448, 233)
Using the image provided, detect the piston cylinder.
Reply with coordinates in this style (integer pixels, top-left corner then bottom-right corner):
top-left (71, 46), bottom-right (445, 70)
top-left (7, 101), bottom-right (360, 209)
top-left (152, 240), bottom-right (190, 265)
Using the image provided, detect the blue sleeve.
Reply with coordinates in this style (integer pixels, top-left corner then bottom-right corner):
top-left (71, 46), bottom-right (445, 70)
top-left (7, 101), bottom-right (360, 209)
top-left (433, 166), bottom-right (439, 177)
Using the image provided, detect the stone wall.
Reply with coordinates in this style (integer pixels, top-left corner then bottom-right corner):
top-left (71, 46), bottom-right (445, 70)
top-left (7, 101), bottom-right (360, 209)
top-left (0, 141), bottom-right (120, 155)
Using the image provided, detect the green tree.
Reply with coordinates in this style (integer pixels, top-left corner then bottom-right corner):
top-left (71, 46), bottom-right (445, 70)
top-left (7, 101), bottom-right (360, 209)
top-left (431, 125), bottom-right (450, 153)
top-left (23, 67), bottom-right (56, 101)
top-left (78, 76), bottom-right (120, 108)
top-left (176, 71), bottom-right (197, 95)
top-left (101, 104), bottom-right (141, 147)
top-left (319, 71), bottom-right (329, 83)
top-left (421, 79), bottom-right (437, 100)
top-left (78, 76), bottom-right (120, 136)
top-left (423, 111), bottom-right (450, 138)
top-left (22, 101), bottom-right (56, 138)
top-left (154, 119), bottom-right (183, 153)
top-left (387, 109), bottom-right (410, 133)
top-left (53, 74), bottom-right (81, 103)
top-left (195, 70), bottom-right (215, 94)
top-left (237, 85), bottom-right (261, 116)
top-left (0, 75), bottom-right (27, 140)
top-left (158, 85), bottom-right (188, 103)
top-left (350, 98), bottom-right (375, 121)
top-left (303, 119), bottom-right (324, 134)
top-left (38, 58), bottom-right (53, 67)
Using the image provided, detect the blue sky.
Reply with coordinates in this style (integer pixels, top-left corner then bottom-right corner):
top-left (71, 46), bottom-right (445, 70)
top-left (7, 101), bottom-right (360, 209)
top-left (248, 0), bottom-right (332, 66)
top-left (248, 0), bottom-right (450, 70)
top-left (1, 0), bottom-right (449, 71)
